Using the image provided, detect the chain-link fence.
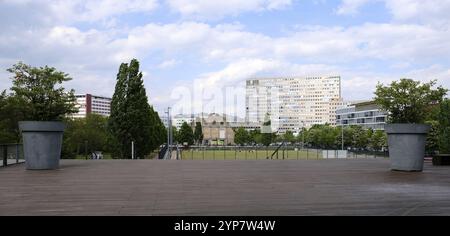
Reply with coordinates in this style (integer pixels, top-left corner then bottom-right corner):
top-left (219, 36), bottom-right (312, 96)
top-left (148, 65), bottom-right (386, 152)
top-left (178, 145), bottom-right (389, 160)
top-left (1, 144), bottom-right (25, 167)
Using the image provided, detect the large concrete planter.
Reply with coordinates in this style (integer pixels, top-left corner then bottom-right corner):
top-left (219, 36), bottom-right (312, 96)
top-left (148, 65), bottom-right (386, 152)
top-left (19, 121), bottom-right (65, 170)
top-left (385, 124), bottom-right (430, 172)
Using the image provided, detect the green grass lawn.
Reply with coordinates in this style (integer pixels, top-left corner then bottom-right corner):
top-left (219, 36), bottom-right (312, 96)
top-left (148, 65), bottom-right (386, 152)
top-left (180, 149), bottom-right (323, 160)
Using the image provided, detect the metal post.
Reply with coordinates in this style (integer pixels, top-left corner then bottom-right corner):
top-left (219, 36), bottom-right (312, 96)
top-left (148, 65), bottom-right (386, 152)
top-left (301, 121), bottom-right (305, 150)
top-left (3, 145), bottom-right (7, 167)
top-left (131, 141), bottom-right (134, 160)
top-left (85, 140), bottom-right (88, 160)
top-left (16, 144), bottom-right (19, 164)
top-left (341, 122), bottom-right (344, 151)
top-left (286, 144), bottom-right (288, 159)
top-left (166, 107), bottom-right (171, 160)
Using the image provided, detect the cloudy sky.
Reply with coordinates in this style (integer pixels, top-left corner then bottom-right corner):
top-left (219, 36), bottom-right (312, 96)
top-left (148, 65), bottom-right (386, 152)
top-left (1, 0), bottom-right (450, 115)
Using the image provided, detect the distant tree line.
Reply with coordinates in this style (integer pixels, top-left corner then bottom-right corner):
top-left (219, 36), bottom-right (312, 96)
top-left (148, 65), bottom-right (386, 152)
top-left (171, 122), bottom-right (203, 146)
top-left (233, 125), bottom-right (387, 151)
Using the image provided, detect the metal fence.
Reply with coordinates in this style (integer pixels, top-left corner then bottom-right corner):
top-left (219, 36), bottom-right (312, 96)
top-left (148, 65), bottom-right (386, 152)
top-left (1, 144), bottom-right (25, 167)
top-left (178, 145), bottom-right (389, 160)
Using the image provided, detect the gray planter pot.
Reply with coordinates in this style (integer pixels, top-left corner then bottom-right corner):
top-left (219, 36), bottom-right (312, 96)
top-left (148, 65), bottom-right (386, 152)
top-left (19, 121), bottom-right (65, 170)
top-left (385, 124), bottom-right (430, 172)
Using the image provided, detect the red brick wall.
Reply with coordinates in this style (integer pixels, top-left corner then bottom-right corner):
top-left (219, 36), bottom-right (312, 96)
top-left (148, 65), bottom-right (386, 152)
top-left (86, 94), bottom-right (92, 114)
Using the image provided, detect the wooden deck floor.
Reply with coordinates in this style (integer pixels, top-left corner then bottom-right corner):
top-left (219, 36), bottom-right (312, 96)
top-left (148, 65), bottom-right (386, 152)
top-left (1, 159), bottom-right (449, 215)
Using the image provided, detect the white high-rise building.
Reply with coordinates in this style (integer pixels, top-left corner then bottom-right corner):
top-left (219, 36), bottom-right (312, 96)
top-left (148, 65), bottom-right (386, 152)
top-left (245, 76), bottom-right (342, 134)
top-left (72, 94), bottom-right (112, 118)
top-left (160, 114), bottom-right (170, 128)
top-left (172, 114), bottom-right (196, 130)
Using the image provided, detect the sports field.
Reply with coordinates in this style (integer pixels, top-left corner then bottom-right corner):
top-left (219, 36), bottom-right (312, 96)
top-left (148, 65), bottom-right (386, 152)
top-left (180, 149), bottom-right (323, 160)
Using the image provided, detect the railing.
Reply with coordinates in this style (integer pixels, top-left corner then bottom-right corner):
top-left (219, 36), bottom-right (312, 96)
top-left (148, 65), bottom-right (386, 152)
top-left (1, 143), bottom-right (25, 167)
top-left (176, 145), bottom-right (389, 160)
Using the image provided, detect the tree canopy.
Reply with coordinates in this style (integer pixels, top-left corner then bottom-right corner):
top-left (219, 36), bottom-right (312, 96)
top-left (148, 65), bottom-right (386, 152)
top-left (374, 79), bottom-right (447, 123)
top-left (234, 127), bottom-right (250, 146)
top-left (178, 122), bottom-right (194, 146)
top-left (62, 114), bottom-right (111, 159)
top-left (6, 62), bottom-right (77, 121)
top-left (0, 91), bottom-right (28, 143)
top-left (108, 59), bottom-right (165, 158)
top-left (438, 99), bottom-right (450, 153)
top-left (193, 122), bottom-right (203, 145)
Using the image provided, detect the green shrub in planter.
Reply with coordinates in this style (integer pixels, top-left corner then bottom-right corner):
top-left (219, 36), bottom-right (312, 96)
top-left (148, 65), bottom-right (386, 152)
top-left (7, 62), bottom-right (77, 169)
top-left (438, 99), bottom-right (450, 154)
top-left (375, 79), bottom-right (447, 171)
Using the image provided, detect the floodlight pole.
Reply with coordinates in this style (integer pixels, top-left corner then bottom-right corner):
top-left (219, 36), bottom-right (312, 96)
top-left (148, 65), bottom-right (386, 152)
top-left (166, 107), bottom-right (172, 158)
top-left (341, 120), bottom-right (344, 151)
top-left (301, 121), bottom-right (305, 149)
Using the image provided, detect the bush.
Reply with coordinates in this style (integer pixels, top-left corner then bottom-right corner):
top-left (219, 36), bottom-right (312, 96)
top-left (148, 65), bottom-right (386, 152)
top-left (438, 99), bottom-right (450, 153)
top-left (374, 79), bottom-right (447, 123)
top-left (7, 62), bottom-right (77, 121)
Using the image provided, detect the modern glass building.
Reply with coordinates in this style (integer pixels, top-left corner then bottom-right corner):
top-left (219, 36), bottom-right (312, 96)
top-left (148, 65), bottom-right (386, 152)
top-left (336, 101), bottom-right (387, 130)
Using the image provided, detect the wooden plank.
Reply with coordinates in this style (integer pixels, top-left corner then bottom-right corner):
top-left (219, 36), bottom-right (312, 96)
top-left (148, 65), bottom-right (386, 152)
top-left (0, 159), bottom-right (449, 215)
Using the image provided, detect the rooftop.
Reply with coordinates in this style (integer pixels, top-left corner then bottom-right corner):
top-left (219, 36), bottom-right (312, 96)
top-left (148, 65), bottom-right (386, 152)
top-left (1, 159), bottom-right (449, 215)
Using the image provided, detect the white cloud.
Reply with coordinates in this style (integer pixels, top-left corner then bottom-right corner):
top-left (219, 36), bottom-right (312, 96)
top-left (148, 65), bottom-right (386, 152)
top-left (2, 0), bottom-right (450, 112)
top-left (166, 0), bottom-right (293, 20)
top-left (337, 0), bottom-right (450, 26)
top-left (2, 19), bottom-right (450, 106)
top-left (108, 21), bottom-right (450, 66)
top-left (0, 0), bottom-right (158, 27)
top-left (157, 59), bottom-right (180, 69)
top-left (336, 0), bottom-right (372, 15)
top-left (404, 65), bottom-right (450, 87)
top-left (385, 0), bottom-right (450, 27)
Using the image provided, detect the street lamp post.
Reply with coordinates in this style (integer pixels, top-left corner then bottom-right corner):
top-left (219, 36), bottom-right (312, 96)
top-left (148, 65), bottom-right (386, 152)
top-left (131, 141), bottom-right (135, 160)
top-left (301, 121), bottom-right (305, 149)
top-left (84, 140), bottom-right (88, 160)
top-left (166, 107), bottom-right (171, 159)
top-left (341, 120), bottom-right (344, 151)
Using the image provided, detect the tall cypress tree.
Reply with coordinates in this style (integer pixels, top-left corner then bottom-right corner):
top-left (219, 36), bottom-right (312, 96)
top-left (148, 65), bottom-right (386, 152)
top-left (179, 122), bottom-right (194, 146)
top-left (148, 107), bottom-right (167, 152)
top-left (193, 122), bottom-right (203, 145)
top-left (125, 59), bottom-right (153, 158)
top-left (108, 63), bottom-right (128, 158)
top-left (109, 59), bottom-right (165, 159)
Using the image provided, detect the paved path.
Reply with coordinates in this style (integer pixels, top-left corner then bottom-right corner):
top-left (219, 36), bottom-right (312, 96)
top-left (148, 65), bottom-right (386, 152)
top-left (170, 150), bottom-right (178, 160)
top-left (1, 159), bottom-right (449, 215)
